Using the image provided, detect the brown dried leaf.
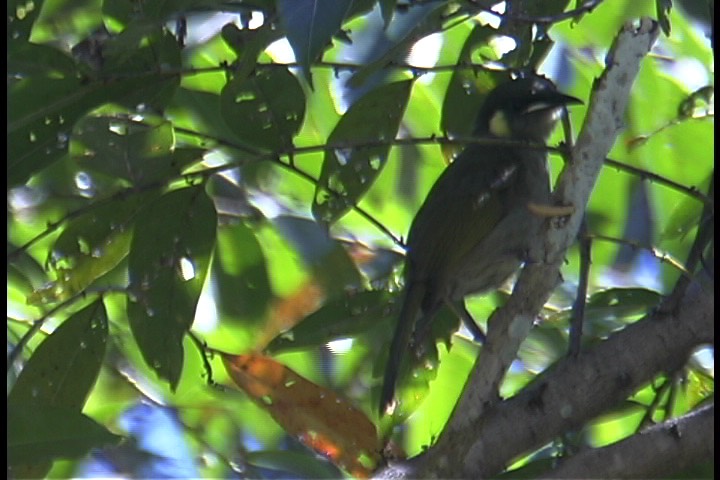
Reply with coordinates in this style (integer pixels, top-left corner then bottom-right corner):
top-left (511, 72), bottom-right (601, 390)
top-left (222, 352), bottom-right (381, 477)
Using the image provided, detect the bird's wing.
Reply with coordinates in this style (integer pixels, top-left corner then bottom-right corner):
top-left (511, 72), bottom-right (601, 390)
top-left (406, 146), bottom-right (519, 281)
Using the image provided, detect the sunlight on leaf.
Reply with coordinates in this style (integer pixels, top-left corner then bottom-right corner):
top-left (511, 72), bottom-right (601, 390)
top-left (28, 229), bottom-right (132, 305)
top-left (256, 280), bottom-right (326, 350)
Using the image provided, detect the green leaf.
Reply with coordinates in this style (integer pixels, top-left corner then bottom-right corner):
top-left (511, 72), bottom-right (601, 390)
top-left (7, 299), bottom-right (113, 478)
top-left (8, 76), bottom-right (96, 187)
top-left (220, 67), bottom-right (306, 151)
top-left (7, 0), bottom-right (45, 46)
top-left (379, 0), bottom-right (397, 27)
top-left (213, 220), bottom-right (274, 323)
top-left (312, 80), bottom-right (413, 224)
top-left (441, 25), bottom-right (504, 138)
top-left (27, 192), bottom-right (159, 305)
top-left (660, 188), bottom-right (705, 241)
top-left (52, 192), bottom-right (153, 262)
top-left (276, 0), bottom-right (354, 85)
top-left (8, 42), bottom-right (78, 77)
top-left (222, 22), bottom-right (282, 83)
top-left (677, 85), bottom-right (714, 119)
top-left (547, 287), bottom-right (663, 336)
top-left (656, 0), bottom-right (673, 36)
top-left (71, 116), bottom-right (202, 185)
top-left (99, 25), bottom-right (182, 110)
top-left (8, 300), bottom-right (109, 409)
top-left (8, 405), bottom-right (121, 467)
top-left (28, 230), bottom-right (132, 305)
top-left (144, 147), bottom-right (208, 184)
top-left (8, 248), bottom-right (49, 297)
top-left (586, 287), bottom-right (662, 320)
top-left (272, 215), bottom-right (363, 296)
top-left (127, 186), bottom-right (217, 389)
top-left (497, 458), bottom-right (557, 479)
top-left (7, 27), bottom-right (181, 187)
top-left (169, 88), bottom-right (246, 145)
top-left (246, 450), bottom-right (342, 479)
top-left (347, 4), bottom-right (444, 88)
top-left (71, 115), bottom-right (173, 182)
top-left (266, 290), bottom-right (397, 353)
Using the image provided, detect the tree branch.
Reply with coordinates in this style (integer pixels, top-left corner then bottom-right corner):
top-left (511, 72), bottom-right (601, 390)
top-left (444, 275), bottom-right (713, 477)
top-left (544, 403), bottom-right (714, 479)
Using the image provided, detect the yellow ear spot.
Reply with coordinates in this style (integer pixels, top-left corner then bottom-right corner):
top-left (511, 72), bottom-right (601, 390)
top-left (489, 110), bottom-right (511, 137)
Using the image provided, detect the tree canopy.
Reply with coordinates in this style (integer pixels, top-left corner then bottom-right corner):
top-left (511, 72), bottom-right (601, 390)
top-left (7, 0), bottom-right (713, 478)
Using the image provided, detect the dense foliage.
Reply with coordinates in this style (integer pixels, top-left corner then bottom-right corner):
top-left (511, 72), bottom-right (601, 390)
top-left (7, 0), bottom-right (713, 478)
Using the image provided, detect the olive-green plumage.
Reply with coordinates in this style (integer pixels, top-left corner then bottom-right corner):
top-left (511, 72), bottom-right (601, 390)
top-left (379, 76), bottom-right (581, 415)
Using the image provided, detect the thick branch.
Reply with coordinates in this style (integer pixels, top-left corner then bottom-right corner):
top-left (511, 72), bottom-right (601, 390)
top-left (544, 403), bottom-right (714, 479)
top-left (443, 276), bottom-right (713, 477)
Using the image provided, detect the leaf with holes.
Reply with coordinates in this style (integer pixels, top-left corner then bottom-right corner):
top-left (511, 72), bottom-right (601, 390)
top-left (127, 186), bottom-right (217, 389)
top-left (312, 80), bottom-right (413, 224)
top-left (7, 298), bottom-right (110, 477)
top-left (27, 192), bottom-right (159, 306)
top-left (71, 115), bottom-right (179, 185)
top-left (7, 27), bottom-right (180, 187)
top-left (8, 0), bottom-right (46, 49)
top-left (28, 229), bottom-right (133, 306)
top-left (8, 299), bottom-right (109, 409)
top-left (221, 67), bottom-right (305, 151)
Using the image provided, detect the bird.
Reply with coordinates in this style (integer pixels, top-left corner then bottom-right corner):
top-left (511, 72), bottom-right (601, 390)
top-left (379, 75), bottom-right (582, 415)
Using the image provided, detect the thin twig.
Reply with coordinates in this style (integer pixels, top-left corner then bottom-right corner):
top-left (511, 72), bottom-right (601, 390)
top-left (7, 286), bottom-right (127, 372)
top-left (8, 183), bottom-right (165, 261)
top-left (569, 219), bottom-right (591, 357)
top-left (187, 330), bottom-right (215, 385)
top-left (604, 158), bottom-right (713, 209)
top-left (79, 60), bottom-right (500, 81)
top-left (585, 233), bottom-right (691, 279)
top-left (467, 0), bottom-right (606, 25)
top-left (661, 175), bottom-right (714, 312)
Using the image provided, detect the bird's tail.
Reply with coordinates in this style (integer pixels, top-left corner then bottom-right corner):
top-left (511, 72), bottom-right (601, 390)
top-left (379, 282), bottom-right (425, 416)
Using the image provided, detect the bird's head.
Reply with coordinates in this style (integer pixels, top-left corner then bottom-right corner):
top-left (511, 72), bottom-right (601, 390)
top-left (474, 76), bottom-right (582, 143)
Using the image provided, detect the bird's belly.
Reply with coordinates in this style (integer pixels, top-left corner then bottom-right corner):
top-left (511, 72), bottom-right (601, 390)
top-left (447, 255), bottom-right (521, 300)
top-left (446, 209), bottom-right (541, 300)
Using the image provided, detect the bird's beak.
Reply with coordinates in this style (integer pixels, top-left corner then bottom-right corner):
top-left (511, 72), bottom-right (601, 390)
top-left (523, 92), bottom-right (583, 114)
top-left (553, 93), bottom-right (584, 106)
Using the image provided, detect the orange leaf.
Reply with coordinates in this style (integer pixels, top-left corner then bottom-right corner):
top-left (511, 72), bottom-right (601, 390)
top-left (254, 280), bottom-right (325, 350)
top-left (222, 352), bottom-right (381, 477)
